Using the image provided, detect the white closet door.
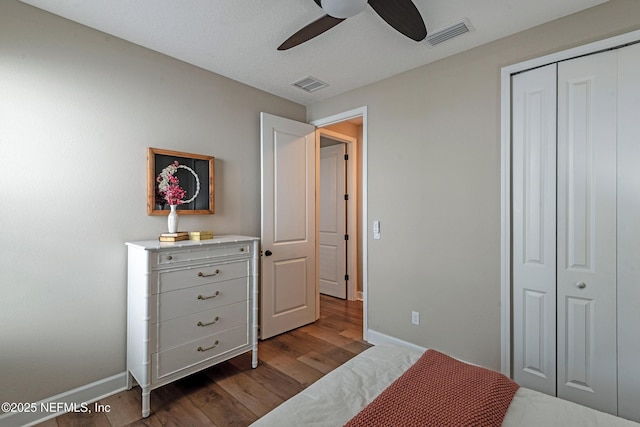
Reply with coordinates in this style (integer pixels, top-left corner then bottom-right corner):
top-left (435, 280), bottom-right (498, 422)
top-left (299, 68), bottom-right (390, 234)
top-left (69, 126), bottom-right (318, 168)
top-left (557, 50), bottom-right (618, 415)
top-left (511, 64), bottom-right (557, 395)
top-left (617, 42), bottom-right (640, 423)
top-left (319, 143), bottom-right (347, 299)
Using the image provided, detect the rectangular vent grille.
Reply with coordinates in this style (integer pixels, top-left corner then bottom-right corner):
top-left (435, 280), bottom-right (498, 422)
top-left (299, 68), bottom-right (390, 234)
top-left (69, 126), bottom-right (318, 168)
top-left (425, 18), bottom-right (474, 47)
top-left (292, 76), bottom-right (328, 93)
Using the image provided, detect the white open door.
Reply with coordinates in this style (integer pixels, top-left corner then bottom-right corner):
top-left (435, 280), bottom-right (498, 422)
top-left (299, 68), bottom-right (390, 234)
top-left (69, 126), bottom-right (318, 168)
top-left (260, 112), bottom-right (318, 339)
top-left (319, 143), bottom-right (347, 299)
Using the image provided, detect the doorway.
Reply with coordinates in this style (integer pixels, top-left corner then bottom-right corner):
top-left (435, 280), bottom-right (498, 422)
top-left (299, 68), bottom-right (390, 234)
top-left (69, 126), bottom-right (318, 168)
top-left (312, 108), bottom-right (367, 340)
top-left (260, 107), bottom-right (368, 341)
top-left (319, 128), bottom-right (359, 301)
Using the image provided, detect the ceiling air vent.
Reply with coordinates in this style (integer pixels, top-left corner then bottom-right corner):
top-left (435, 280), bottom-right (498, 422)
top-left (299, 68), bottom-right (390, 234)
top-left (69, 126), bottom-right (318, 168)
top-left (424, 18), bottom-right (474, 47)
top-left (292, 76), bottom-right (328, 93)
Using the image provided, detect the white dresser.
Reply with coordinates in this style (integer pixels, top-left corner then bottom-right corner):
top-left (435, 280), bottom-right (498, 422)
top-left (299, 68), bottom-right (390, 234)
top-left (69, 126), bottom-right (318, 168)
top-left (125, 235), bottom-right (259, 418)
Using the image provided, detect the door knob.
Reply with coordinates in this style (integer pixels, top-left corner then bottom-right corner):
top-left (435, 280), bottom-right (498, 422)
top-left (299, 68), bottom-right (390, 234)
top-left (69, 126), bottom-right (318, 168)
top-left (265, 250), bottom-right (273, 256)
top-left (575, 282), bottom-right (587, 289)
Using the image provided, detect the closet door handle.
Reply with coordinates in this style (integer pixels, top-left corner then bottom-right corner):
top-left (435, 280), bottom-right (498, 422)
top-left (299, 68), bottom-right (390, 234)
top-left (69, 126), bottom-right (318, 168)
top-left (575, 282), bottom-right (587, 289)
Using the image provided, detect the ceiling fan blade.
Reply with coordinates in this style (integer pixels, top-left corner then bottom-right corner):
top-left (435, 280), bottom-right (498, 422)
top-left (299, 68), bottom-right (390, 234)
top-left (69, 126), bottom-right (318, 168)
top-left (278, 15), bottom-right (345, 50)
top-left (368, 0), bottom-right (427, 41)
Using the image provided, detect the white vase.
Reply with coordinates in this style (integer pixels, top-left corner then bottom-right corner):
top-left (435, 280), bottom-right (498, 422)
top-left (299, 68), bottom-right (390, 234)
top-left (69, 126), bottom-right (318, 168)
top-left (167, 205), bottom-right (178, 233)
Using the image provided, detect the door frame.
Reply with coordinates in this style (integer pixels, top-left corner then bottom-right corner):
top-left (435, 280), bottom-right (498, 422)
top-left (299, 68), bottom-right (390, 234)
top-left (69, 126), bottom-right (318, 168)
top-left (311, 106), bottom-right (368, 341)
top-left (318, 128), bottom-right (358, 301)
top-left (500, 29), bottom-right (640, 376)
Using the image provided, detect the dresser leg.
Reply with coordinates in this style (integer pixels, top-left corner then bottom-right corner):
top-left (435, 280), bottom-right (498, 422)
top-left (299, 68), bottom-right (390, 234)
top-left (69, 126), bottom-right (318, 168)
top-left (252, 348), bottom-right (258, 368)
top-left (141, 389), bottom-right (151, 418)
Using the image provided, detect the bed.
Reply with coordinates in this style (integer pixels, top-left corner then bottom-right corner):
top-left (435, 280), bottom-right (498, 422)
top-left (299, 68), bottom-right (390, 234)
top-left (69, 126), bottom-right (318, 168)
top-left (252, 343), bottom-right (640, 426)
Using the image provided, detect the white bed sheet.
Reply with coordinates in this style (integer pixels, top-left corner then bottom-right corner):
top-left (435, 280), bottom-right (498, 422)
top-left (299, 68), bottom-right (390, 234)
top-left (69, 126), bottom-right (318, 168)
top-left (252, 344), bottom-right (640, 427)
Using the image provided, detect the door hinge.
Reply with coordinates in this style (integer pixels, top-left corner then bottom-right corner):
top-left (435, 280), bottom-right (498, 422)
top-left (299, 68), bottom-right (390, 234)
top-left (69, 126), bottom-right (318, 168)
top-left (344, 154), bottom-right (349, 161)
top-left (345, 274), bottom-right (350, 281)
top-left (344, 234), bottom-right (349, 241)
top-left (344, 194), bottom-right (349, 201)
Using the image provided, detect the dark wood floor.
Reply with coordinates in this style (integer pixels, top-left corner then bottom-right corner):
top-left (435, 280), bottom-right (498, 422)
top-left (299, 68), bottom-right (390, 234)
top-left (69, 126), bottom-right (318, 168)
top-left (38, 295), bottom-right (368, 427)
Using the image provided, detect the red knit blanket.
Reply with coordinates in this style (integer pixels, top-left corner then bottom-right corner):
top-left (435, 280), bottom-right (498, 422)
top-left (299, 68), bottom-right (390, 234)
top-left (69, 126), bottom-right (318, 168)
top-left (345, 349), bottom-right (519, 427)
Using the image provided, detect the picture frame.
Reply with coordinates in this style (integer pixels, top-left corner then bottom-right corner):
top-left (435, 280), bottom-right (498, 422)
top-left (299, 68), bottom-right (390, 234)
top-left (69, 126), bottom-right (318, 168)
top-left (147, 147), bottom-right (215, 215)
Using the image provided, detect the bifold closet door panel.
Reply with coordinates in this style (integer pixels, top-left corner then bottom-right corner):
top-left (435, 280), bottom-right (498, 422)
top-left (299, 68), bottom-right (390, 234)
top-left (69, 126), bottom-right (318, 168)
top-left (511, 63), bottom-right (557, 396)
top-left (617, 42), bottom-right (640, 423)
top-left (556, 50), bottom-right (618, 415)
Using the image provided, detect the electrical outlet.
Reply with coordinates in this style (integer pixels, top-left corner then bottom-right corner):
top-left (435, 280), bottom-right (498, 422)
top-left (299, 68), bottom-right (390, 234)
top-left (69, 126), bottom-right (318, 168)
top-left (411, 311), bottom-right (420, 325)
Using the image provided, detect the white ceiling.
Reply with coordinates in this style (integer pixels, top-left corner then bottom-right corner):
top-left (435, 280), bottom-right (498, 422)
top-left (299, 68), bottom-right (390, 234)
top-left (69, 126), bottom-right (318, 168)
top-left (20, 0), bottom-right (608, 106)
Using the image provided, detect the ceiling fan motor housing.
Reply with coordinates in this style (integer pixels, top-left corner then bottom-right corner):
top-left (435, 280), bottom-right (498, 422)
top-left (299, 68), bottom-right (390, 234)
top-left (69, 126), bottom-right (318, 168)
top-left (321, 0), bottom-right (368, 18)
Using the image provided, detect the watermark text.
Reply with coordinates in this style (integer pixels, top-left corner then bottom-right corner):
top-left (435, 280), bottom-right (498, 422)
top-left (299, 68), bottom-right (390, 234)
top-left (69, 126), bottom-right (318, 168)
top-left (2, 401), bottom-right (110, 414)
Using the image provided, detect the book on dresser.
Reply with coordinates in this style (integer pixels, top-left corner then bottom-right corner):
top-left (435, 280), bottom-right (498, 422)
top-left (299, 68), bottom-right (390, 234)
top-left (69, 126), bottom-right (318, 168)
top-left (159, 231), bottom-right (189, 242)
top-left (125, 236), bottom-right (260, 418)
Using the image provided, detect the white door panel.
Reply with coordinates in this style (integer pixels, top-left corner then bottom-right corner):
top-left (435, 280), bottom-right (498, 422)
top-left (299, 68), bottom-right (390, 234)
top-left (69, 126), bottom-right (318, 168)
top-left (272, 258), bottom-right (309, 313)
top-left (260, 113), bottom-right (317, 339)
top-left (617, 42), bottom-right (640, 422)
top-left (557, 50), bottom-right (617, 414)
top-left (511, 63), bottom-right (557, 395)
top-left (274, 134), bottom-right (309, 242)
top-left (319, 143), bottom-right (346, 299)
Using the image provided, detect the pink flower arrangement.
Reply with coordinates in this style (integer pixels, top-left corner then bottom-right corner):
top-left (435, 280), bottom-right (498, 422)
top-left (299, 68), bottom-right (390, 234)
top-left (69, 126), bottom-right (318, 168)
top-left (157, 161), bottom-right (186, 206)
top-left (163, 175), bottom-right (186, 205)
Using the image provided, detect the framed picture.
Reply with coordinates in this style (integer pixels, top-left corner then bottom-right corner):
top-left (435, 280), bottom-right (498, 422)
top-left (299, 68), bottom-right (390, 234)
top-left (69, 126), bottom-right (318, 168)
top-left (147, 147), bottom-right (215, 215)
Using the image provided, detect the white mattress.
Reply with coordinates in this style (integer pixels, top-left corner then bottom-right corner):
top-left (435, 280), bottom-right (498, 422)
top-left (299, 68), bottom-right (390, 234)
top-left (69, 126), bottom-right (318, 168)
top-left (252, 344), bottom-right (640, 427)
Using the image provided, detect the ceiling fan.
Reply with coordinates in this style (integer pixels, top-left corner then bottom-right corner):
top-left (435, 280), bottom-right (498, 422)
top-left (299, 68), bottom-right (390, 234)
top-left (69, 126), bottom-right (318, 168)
top-left (278, 0), bottom-right (427, 50)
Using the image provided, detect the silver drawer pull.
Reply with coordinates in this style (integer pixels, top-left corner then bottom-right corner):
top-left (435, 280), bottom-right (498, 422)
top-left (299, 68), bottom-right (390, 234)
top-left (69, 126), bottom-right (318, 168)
top-left (198, 269), bottom-right (220, 278)
top-left (197, 291), bottom-right (220, 300)
top-left (197, 316), bottom-right (220, 327)
top-left (197, 340), bottom-right (219, 352)
top-left (576, 282), bottom-right (587, 289)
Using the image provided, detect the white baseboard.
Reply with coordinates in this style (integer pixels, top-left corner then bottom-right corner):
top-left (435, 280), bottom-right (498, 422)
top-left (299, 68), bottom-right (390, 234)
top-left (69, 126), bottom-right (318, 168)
top-left (0, 372), bottom-right (128, 427)
top-left (366, 329), bottom-right (427, 353)
top-left (367, 330), bottom-right (481, 367)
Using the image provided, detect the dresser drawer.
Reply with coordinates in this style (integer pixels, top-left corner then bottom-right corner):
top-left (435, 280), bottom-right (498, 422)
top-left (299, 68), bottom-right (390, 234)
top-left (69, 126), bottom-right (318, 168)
top-left (156, 243), bottom-right (252, 266)
top-left (158, 276), bottom-right (249, 321)
top-left (157, 301), bottom-right (248, 351)
top-left (155, 260), bottom-right (249, 294)
top-left (153, 325), bottom-right (249, 381)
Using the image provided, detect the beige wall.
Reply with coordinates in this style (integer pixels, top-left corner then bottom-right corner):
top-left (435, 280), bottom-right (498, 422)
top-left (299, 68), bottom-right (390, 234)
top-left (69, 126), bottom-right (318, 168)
top-left (308, 0), bottom-right (640, 370)
top-left (0, 0), bottom-right (304, 405)
top-left (3, 0), bottom-right (640, 410)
